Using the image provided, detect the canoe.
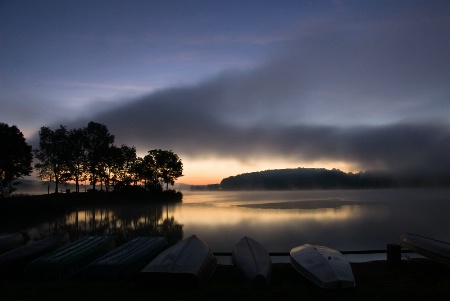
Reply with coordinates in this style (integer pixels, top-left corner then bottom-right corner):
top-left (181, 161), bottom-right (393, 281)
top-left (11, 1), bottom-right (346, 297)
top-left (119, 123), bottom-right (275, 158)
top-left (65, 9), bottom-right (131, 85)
top-left (0, 232), bottom-right (23, 253)
top-left (0, 232), bottom-right (70, 277)
top-left (139, 235), bottom-right (217, 288)
top-left (83, 236), bottom-right (167, 280)
top-left (400, 233), bottom-right (450, 265)
top-left (25, 236), bottom-right (114, 280)
top-left (231, 236), bottom-right (272, 289)
top-left (290, 244), bottom-right (355, 289)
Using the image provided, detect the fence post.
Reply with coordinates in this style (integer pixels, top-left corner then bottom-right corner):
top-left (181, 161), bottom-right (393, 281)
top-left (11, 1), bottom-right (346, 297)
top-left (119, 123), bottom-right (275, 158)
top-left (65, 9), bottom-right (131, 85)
top-left (387, 244), bottom-right (401, 267)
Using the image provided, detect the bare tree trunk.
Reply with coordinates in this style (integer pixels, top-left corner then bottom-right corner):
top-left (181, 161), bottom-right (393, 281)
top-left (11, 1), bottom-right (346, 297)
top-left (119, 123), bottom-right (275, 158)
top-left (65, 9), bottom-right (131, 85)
top-left (47, 176), bottom-right (52, 195)
top-left (54, 171), bottom-right (59, 194)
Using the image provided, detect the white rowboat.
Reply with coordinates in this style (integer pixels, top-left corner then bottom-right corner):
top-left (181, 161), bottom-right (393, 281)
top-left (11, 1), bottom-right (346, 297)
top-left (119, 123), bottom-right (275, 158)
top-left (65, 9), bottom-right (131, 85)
top-left (400, 233), bottom-right (450, 265)
top-left (232, 236), bottom-right (272, 289)
top-left (290, 244), bottom-right (355, 289)
top-left (139, 235), bottom-right (217, 288)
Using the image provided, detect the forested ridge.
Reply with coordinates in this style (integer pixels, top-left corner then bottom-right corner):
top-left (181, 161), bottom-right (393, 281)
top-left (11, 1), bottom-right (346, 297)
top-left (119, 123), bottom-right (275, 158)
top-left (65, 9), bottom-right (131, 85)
top-left (220, 168), bottom-right (396, 190)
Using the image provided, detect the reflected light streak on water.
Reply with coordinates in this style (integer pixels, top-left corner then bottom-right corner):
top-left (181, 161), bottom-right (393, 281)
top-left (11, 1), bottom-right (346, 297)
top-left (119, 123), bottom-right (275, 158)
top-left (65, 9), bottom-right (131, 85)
top-left (172, 204), bottom-right (383, 226)
top-left (175, 189), bottom-right (450, 255)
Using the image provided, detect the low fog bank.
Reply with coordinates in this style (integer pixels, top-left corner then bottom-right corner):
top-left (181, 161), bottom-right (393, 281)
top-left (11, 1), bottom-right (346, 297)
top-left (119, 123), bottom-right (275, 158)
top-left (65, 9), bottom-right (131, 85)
top-left (29, 5), bottom-right (450, 186)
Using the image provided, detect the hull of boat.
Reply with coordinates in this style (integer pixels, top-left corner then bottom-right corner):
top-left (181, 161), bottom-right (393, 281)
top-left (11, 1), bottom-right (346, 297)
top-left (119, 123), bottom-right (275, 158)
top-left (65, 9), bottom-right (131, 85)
top-left (232, 236), bottom-right (272, 288)
top-left (290, 244), bottom-right (355, 289)
top-left (25, 236), bottom-right (114, 280)
top-left (83, 236), bottom-right (167, 280)
top-left (0, 232), bottom-right (70, 277)
top-left (0, 232), bottom-right (23, 254)
top-left (400, 233), bottom-right (450, 265)
top-left (139, 235), bottom-right (217, 288)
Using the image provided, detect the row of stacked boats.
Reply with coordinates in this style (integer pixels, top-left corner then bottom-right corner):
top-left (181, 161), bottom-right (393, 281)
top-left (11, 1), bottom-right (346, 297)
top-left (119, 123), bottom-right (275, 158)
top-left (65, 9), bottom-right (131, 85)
top-left (1, 232), bottom-right (449, 289)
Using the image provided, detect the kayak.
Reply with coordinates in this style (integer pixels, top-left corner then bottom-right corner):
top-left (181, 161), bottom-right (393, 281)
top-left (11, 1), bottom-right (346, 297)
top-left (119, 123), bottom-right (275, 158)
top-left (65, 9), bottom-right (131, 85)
top-left (83, 236), bottom-right (167, 280)
top-left (0, 232), bottom-right (70, 277)
top-left (400, 233), bottom-right (450, 265)
top-left (25, 236), bottom-right (114, 280)
top-left (139, 235), bottom-right (217, 288)
top-left (290, 244), bottom-right (355, 289)
top-left (232, 236), bottom-right (272, 289)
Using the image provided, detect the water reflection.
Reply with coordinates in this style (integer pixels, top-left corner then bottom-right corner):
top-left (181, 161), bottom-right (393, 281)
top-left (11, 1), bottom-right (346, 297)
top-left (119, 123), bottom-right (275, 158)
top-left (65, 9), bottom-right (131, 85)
top-left (177, 189), bottom-right (450, 255)
top-left (176, 201), bottom-right (389, 253)
top-left (2, 189), bottom-right (450, 262)
top-left (19, 203), bottom-right (183, 246)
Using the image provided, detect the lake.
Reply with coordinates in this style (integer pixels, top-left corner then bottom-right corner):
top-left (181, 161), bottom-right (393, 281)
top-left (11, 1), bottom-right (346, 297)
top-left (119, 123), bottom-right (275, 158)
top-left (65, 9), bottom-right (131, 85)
top-left (3, 188), bottom-right (450, 263)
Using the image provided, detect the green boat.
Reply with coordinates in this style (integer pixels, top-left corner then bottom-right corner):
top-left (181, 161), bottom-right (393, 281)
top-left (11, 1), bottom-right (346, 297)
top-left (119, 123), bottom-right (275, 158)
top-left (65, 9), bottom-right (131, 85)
top-left (25, 236), bottom-right (115, 280)
top-left (0, 232), bottom-right (23, 254)
top-left (0, 232), bottom-right (70, 278)
top-left (83, 237), bottom-right (167, 280)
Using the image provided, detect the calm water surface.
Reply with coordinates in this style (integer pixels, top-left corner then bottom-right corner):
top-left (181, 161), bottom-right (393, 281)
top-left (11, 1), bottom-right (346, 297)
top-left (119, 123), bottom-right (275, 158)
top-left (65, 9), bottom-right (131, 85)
top-left (180, 189), bottom-right (450, 251)
top-left (3, 188), bottom-right (450, 262)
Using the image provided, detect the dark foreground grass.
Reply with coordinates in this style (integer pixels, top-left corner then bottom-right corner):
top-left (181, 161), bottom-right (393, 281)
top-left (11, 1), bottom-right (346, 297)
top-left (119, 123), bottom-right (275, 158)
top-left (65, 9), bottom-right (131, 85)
top-left (1, 259), bottom-right (449, 301)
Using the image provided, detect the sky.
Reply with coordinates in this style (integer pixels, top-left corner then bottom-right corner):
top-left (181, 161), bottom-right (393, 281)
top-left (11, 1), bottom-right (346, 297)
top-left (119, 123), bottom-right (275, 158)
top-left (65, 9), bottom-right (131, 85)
top-left (1, 0), bottom-right (450, 185)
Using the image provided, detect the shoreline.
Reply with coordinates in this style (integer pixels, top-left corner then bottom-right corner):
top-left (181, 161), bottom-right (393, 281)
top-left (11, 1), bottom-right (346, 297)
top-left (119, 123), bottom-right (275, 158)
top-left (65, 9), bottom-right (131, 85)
top-left (1, 259), bottom-right (449, 300)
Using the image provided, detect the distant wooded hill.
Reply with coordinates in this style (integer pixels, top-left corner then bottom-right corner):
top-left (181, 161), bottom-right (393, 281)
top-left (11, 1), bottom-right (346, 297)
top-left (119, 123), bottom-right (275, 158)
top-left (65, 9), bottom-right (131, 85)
top-left (219, 168), bottom-right (396, 190)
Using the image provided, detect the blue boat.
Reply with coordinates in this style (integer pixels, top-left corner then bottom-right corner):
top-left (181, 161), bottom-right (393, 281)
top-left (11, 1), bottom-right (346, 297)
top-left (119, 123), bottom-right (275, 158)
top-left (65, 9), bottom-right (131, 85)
top-left (83, 237), bottom-right (167, 280)
top-left (25, 236), bottom-right (114, 280)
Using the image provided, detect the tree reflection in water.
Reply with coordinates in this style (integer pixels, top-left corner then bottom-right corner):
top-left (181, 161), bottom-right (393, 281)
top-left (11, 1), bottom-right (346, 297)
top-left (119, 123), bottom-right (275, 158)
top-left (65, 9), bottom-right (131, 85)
top-left (23, 203), bottom-right (183, 247)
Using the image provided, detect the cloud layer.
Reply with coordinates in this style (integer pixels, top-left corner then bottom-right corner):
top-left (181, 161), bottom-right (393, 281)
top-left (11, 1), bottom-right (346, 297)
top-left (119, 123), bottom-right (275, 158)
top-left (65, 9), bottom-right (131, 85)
top-left (51, 4), bottom-right (450, 180)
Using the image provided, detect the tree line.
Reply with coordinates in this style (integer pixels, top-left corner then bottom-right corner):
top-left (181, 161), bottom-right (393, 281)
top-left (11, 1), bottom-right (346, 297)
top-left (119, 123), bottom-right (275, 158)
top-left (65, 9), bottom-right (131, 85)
top-left (0, 121), bottom-right (183, 197)
top-left (220, 168), bottom-right (396, 190)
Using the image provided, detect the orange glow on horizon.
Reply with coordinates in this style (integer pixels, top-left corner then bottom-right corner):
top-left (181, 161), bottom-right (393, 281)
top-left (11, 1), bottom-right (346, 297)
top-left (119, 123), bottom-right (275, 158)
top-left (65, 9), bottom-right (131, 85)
top-left (178, 157), bottom-right (362, 186)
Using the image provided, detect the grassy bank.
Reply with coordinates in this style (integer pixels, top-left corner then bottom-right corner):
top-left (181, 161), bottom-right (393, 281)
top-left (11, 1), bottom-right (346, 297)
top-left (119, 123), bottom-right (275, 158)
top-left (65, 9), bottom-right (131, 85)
top-left (1, 259), bottom-right (449, 300)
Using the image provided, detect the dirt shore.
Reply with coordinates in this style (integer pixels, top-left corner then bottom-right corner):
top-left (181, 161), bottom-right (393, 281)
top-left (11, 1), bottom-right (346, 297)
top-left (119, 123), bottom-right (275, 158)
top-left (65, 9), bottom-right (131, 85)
top-left (1, 259), bottom-right (449, 300)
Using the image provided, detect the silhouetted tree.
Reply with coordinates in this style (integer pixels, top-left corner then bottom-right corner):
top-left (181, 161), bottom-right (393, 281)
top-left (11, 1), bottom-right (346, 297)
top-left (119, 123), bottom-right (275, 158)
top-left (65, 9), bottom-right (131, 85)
top-left (66, 128), bottom-right (86, 192)
top-left (145, 149), bottom-right (183, 190)
top-left (34, 126), bottom-right (71, 193)
top-left (83, 121), bottom-right (114, 190)
top-left (117, 145), bottom-right (137, 186)
top-left (31, 121), bottom-right (185, 196)
top-left (103, 145), bottom-right (137, 191)
top-left (0, 123), bottom-right (33, 197)
top-left (141, 153), bottom-right (159, 190)
top-left (130, 156), bottom-right (144, 186)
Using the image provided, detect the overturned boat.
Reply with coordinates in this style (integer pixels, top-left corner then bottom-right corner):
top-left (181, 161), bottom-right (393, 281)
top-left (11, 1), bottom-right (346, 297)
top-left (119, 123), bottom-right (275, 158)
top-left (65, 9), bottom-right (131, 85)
top-left (25, 236), bottom-right (114, 280)
top-left (232, 236), bottom-right (272, 289)
top-left (139, 235), bottom-right (217, 288)
top-left (400, 233), bottom-right (450, 265)
top-left (0, 232), bottom-right (23, 254)
top-left (290, 244), bottom-right (355, 289)
top-left (0, 232), bottom-right (70, 277)
top-left (83, 236), bottom-right (167, 280)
